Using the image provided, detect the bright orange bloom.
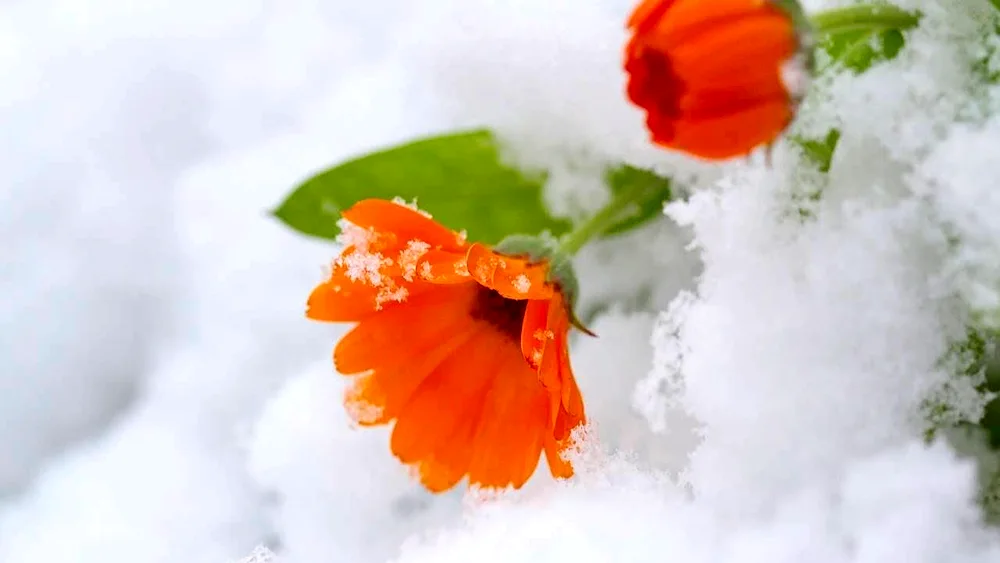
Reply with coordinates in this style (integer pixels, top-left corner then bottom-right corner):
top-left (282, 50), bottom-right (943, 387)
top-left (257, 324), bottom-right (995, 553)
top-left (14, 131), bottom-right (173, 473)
top-left (624, 0), bottom-right (805, 160)
top-left (306, 199), bottom-right (587, 492)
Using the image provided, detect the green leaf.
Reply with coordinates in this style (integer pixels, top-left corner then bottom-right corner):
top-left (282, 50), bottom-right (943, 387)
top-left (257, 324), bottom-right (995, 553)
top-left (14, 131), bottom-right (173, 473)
top-left (273, 129), bottom-right (572, 245)
top-left (600, 165), bottom-right (673, 238)
top-left (821, 27), bottom-right (905, 74)
top-left (792, 128), bottom-right (841, 173)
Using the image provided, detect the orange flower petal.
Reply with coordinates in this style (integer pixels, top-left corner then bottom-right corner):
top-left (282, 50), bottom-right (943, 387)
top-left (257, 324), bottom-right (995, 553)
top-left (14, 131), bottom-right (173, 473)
top-left (306, 259), bottom-right (415, 323)
top-left (333, 285), bottom-right (473, 374)
top-left (334, 284), bottom-right (481, 426)
top-left (666, 99), bottom-right (791, 160)
top-left (557, 332), bottom-right (586, 420)
top-left (306, 277), bottom-right (382, 323)
top-left (345, 326), bottom-right (477, 426)
top-left (544, 294), bottom-right (586, 420)
top-left (418, 249), bottom-right (471, 284)
top-left (308, 243), bottom-right (473, 323)
top-left (467, 352), bottom-right (550, 490)
top-left (649, 0), bottom-right (768, 45)
top-left (520, 299), bottom-right (551, 370)
top-left (544, 380), bottom-right (586, 481)
top-left (669, 16), bottom-right (795, 93)
top-left (544, 394), bottom-right (586, 478)
top-left (627, 0), bottom-right (672, 31)
top-left (342, 199), bottom-right (466, 252)
top-left (544, 434), bottom-right (574, 479)
top-left (390, 327), bottom-right (505, 491)
top-left (467, 243), bottom-right (554, 301)
top-left (466, 243), bottom-right (500, 286)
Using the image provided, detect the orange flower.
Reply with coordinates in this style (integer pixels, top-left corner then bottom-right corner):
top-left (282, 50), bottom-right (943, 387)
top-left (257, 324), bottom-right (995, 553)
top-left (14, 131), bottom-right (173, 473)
top-left (624, 0), bottom-right (807, 160)
top-left (306, 199), bottom-right (587, 492)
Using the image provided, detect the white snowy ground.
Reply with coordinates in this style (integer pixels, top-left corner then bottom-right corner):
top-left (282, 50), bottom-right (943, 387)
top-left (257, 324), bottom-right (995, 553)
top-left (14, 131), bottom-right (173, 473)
top-left (3, 0), bottom-right (1000, 562)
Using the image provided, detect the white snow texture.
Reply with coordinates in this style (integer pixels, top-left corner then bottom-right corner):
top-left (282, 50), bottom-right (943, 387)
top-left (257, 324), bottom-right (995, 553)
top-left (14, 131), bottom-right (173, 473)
top-left (2, 0), bottom-right (1000, 562)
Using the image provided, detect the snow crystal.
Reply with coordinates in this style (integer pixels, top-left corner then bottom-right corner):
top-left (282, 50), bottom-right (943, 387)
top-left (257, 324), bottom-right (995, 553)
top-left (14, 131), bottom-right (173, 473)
top-left (400, 241), bottom-right (432, 282)
top-left (344, 372), bottom-right (389, 425)
top-left (341, 252), bottom-right (389, 286)
top-left (336, 221), bottom-right (377, 253)
top-left (390, 196), bottom-right (433, 218)
top-left (512, 274), bottom-right (531, 294)
top-left (331, 234), bottom-right (419, 309)
top-left (237, 546), bottom-right (278, 563)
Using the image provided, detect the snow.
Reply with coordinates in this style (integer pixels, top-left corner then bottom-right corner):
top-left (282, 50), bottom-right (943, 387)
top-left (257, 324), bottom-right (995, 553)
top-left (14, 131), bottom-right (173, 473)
top-left (247, 364), bottom-right (461, 563)
top-left (392, 442), bottom-right (1000, 563)
top-left (240, 546), bottom-right (279, 563)
top-left (3, 0), bottom-right (1000, 562)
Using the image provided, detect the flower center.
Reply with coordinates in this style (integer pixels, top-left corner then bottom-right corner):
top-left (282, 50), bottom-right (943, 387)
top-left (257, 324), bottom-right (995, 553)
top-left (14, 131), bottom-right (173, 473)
top-left (469, 285), bottom-right (528, 342)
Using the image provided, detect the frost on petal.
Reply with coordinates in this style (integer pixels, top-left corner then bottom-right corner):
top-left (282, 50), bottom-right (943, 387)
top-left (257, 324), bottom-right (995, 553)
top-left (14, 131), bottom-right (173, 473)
top-left (399, 240), bottom-right (431, 282)
top-left (340, 251), bottom-right (392, 286)
top-left (374, 284), bottom-right (409, 310)
top-left (513, 274), bottom-right (531, 294)
top-left (391, 196), bottom-right (433, 218)
top-left (532, 328), bottom-right (554, 343)
top-left (330, 233), bottom-right (412, 308)
top-left (528, 328), bottom-right (555, 370)
top-left (344, 373), bottom-right (387, 425)
top-left (336, 220), bottom-right (377, 253)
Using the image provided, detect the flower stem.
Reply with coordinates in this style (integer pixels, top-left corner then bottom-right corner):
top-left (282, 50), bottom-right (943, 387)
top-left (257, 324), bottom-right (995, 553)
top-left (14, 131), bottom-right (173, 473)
top-left (558, 180), bottom-right (651, 256)
top-left (809, 4), bottom-right (921, 36)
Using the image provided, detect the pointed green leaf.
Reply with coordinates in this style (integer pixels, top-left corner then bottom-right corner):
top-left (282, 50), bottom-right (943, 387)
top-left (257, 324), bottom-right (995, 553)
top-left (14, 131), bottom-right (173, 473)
top-left (821, 27), bottom-right (906, 75)
top-left (273, 129), bottom-right (572, 244)
top-left (792, 128), bottom-right (841, 173)
top-left (601, 165), bottom-right (673, 238)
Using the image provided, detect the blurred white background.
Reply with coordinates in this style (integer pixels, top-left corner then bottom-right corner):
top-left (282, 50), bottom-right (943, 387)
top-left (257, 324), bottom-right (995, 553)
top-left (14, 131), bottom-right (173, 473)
top-left (5, 1), bottom-right (1000, 562)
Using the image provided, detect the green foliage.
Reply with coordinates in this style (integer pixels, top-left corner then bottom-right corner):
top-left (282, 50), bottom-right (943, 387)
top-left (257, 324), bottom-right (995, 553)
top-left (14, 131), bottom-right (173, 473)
top-left (821, 28), bottom-right (906, 74)
top-left (602, 165), bottom-right (673, 238)
top-left (274, 129), bottom-right (674, 245)
top-left (273, 129), bottom-right (571, 245)
top-left (793, 129), bottom-right (842, 174)
top-left (923, 329), bottom-right (994, 444)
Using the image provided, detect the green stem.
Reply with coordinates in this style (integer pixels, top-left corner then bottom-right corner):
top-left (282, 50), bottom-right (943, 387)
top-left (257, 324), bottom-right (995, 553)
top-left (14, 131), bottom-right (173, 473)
top-left (558, 181), bottom-right (649, 256)
top-left (809, 4), bottom-right (921, 36)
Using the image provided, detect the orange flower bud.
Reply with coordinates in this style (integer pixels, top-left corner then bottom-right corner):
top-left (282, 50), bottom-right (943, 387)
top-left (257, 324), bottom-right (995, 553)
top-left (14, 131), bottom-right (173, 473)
top-left (624, 0), bottom-right (810, 160)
